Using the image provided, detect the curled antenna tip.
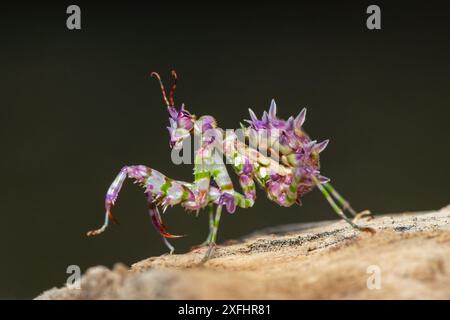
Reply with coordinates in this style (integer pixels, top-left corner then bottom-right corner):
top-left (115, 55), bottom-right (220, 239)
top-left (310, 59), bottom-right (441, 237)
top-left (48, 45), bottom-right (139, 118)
top-left (150, 71), bottom-right (161, 79)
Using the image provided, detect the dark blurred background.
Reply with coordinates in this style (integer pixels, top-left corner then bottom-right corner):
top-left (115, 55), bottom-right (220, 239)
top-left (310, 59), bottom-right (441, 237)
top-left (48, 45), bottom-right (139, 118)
top-left (1, 1), bottom-right (449, 299)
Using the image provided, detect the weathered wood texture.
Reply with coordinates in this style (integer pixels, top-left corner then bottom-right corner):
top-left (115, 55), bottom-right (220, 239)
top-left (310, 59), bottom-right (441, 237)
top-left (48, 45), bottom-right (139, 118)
top-left (37, 206), bottom-right (450, 299)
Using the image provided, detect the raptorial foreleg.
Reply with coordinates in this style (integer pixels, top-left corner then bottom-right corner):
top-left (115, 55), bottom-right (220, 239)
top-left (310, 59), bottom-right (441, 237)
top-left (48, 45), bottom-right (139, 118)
top-left (87, 165), bottom-right (189, 237)
top-left (87, 166), bottom-right (132, 236)
top-left (146, 193), bottom-right (183, 254)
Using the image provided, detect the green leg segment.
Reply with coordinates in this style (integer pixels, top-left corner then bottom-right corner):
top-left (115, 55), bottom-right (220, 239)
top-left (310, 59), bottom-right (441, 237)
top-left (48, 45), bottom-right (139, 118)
top-left (312, 176), bottom-right (374, 233)
top-left (202, 205), bottom-right (223, 262)
top-left (198, 204), bottom-right (215, 247)
top-left (324, 182), bottom-right (373, 220)
top-left (323, 183), bottom-right (357, 216)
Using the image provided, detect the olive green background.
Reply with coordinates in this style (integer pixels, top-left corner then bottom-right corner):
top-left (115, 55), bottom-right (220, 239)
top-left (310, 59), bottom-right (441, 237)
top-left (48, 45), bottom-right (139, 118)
top-left (1, 1), bottom-right (449, 298)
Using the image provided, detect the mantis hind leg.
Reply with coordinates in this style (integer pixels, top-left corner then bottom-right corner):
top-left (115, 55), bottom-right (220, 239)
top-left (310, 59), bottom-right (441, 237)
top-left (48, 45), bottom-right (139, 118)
top-left (312, 176), bottom-right (375, 233)
top-left (323, 182), bottom-right (373, 221)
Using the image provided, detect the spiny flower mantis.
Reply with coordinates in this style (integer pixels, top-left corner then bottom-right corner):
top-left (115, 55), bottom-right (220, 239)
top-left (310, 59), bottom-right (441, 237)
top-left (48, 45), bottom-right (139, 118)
top-left (87, 70), bottom-right (374, 261)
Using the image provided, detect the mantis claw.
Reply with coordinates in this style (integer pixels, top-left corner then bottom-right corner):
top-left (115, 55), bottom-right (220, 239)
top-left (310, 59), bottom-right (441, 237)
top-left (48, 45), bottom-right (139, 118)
top-left (353, 210), bottom-right (374, 222)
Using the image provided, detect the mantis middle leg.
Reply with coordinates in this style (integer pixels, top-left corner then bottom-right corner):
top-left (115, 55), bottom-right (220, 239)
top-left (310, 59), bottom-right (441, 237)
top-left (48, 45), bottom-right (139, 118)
top-left (202, 204), bottom-right (223, 262)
